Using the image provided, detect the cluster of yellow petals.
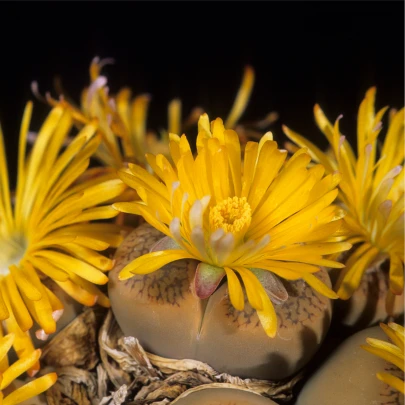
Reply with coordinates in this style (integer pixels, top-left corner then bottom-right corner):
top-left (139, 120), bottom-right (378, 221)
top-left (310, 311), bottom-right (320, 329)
top-left (0, 331), bottom-right (56, 405)
top-left (283, 88), bottom-right (404, 306)
top-left (361, 322), bottom-right (405, 394)
top-left (0, 102), bottom-right (125, 366)
top-left (113, 114), bottom-right (351, 337)
top-left (40, 58), bottom-right (258, 171)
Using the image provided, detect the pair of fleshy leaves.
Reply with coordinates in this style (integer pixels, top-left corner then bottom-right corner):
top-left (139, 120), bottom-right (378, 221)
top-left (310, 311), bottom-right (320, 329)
top-left (150, 236), bottom-right (288, 305)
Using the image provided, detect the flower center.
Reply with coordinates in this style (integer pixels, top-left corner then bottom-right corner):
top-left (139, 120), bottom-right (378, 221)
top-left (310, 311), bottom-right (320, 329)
top-left (0, 235), bottom-right (26, 276)
top-left (209, 196), bottom-right (252, 234)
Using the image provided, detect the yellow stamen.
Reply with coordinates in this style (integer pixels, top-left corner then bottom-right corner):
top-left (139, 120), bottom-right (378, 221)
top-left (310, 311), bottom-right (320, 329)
top-left (209, 196), bottom-right (252, 234)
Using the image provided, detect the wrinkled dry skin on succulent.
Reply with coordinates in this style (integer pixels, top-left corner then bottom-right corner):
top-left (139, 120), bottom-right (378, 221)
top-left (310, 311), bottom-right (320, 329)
top-left (39, 308), bottom-right (300, 405)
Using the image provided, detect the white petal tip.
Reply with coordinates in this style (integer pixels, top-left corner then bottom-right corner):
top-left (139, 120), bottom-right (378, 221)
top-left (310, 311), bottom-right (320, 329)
top-left (35, 330), bottom-right (49, 341)
top-left (52, 309), bottom-right (64, 322)
top-left (29, 369), bottom-right (39, 377)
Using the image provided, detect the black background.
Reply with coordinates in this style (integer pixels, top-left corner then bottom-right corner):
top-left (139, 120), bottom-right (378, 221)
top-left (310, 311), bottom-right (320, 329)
top-left (0, 1), bottom-right (404, 186)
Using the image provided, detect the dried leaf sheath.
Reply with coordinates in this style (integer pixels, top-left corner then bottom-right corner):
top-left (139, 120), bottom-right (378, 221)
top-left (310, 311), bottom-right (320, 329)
top-left (42, 309), bottom-right (301, 405)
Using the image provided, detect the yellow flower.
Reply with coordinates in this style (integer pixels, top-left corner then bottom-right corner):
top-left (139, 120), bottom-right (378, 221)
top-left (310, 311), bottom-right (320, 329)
top-left (0, 102), bottom-right (125, 364)
top-left (0, 331), bottom-right (56, 405)
top-left (361, 322), bottom-right (405, 394)
top-left (113, 114), bottom-right (351, 337)
top-left (37, 57), bottom-right (259, 169)
top-left (283, 88), bottom-right (404, 305)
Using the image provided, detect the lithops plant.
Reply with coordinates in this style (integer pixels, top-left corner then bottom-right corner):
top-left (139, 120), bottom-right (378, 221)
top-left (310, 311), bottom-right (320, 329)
top-left (109, 223), bottom-right (334, 380)
top-left (109, 114), bottom-right (351, 380)
top-left (283, 88), bottom-right (405, 329)
top-left (296, 325), bottom-right (404, 405)
top-left (171, 384), bottom-right (279, 405)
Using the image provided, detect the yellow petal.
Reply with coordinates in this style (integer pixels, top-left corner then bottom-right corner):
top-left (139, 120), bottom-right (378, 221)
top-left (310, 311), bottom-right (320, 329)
top-left (9, 265), bottom-right (42, 302)
top-left (18, 264), bottom-right (56, 334)
top-left (380, 323), bottom-right (404, 353)
top-left (2, 316), bottom-right (37, 372)
top-left (168, 98), bottom-right (181, 135)
top-left (225, 65), bottom-right (255, 129)
top-left (224, 130), bottom-right (242, 196)
top-left (58, 244), bottom-right (113, 270)
top-left (113, 202), bottom-right (170, 237)
top-left (0, 349), bottom-right (41, 390)
top-left (0, 280), bottom-right (10, 321)
top-left (241, 142), bottom-right (259, 198)
top-left (27, 257), bottom-right (69, 282)
top-left (376, 372), bottom-right (404, 394)
top-left (389, 253), bottom-right (404, 295)
top-left (387, 323), bottom-right (405, 345)
top-left (0, 334), bottom-right (15, 365)
top-left (282, 125), bottom-right (335, 172)
top-left (301, 273), bottom-right (338, 299)
top-left (256, 282), bottom-right (278, 338)
top-left (54, 279), bottom-right (98, 307)
top-left (33, 251), bottom-right (108, 285)
top-left (14, 102), bottom-right (33, 231)
top-left (2, 373), bottom-right (57, 405)
top-left (364, 338), bottom-right (404, 370)
top-left (336, 246), bottom-right (379, 300)
top-left (362, 343), bottom-right (404, 371)
top-left (72, 206), bottom-right (120, 223)
top-left (118, 250), bottom-right (195, 280)
top-left (234, 267), bottom-right (263, 310)
top-left (224, 267), bottom-right (244, 311)
top-left (3, 276), bottom-right (33, 332)
top-left (65, 272), bottom-right (110, 308)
